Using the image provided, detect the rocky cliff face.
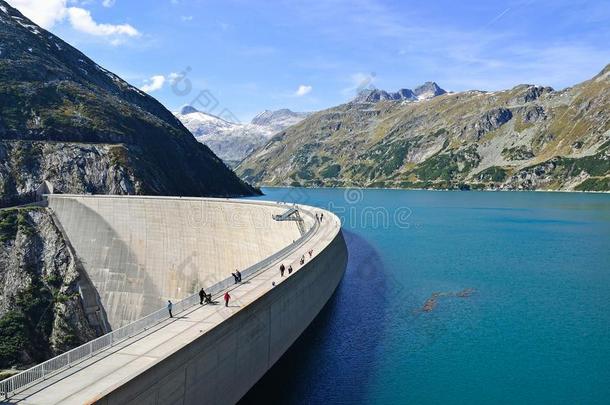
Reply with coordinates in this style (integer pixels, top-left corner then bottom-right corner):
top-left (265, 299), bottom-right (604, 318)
top-left (0, 207), bottom-right (99, 369)
top-left (413, 81), bottom-right (447, 99)
top-left (237, 65), bottom-right (610, 191)
top-left (0, 141), bottom-right (140, 206)
top-left (0, 0), bottom-right (258, 207)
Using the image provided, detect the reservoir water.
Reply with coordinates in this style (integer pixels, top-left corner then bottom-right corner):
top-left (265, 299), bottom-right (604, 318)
top-left (241, 188), bottom-right (610, 404)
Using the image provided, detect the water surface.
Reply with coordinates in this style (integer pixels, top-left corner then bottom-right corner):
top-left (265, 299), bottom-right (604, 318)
top-left (241, 189), bottom-right (610, 404)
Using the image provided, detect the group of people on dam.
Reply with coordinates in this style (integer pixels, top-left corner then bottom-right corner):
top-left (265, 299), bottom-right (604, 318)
top-left (281, 248), bottom-right (314, 277)
top-left (165, 211), bottom-right (326, 318)
top-left (279, 263), bottom-right (293, 276)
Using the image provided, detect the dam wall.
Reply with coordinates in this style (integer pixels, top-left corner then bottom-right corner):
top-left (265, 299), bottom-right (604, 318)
top-left (94, 219), bottom-right (347, 405)
top-left (5, 196), bottom-right (347, 404)
top-left (46, 195), bottom-right (309, 328)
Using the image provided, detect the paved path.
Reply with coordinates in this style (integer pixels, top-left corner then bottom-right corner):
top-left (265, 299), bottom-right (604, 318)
top-left (4, 206), bottom-right (340, 405)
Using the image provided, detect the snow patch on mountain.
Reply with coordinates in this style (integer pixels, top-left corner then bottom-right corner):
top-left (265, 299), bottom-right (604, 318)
top-left (175, 106), bottom-right (310, 166)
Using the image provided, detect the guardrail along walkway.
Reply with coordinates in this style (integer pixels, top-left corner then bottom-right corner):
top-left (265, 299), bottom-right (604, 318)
top-left (1, 203), bottom-right (338, 405)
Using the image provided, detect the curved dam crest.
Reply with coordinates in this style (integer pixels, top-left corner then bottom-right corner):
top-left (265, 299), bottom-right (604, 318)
top-left (47, 195), bottom-right (310, 328)
top-left (7, 195), bottom-right (347, 405)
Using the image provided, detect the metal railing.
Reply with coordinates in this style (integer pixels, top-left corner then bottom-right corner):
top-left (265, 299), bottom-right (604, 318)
top-left (0, 204), bottom-right (319, 399)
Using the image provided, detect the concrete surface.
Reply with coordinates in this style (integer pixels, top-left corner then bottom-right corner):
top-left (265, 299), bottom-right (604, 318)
top-left (46, 195), bottom-right (311, 328)
top-left (5, 196), bottom-right (347, 405)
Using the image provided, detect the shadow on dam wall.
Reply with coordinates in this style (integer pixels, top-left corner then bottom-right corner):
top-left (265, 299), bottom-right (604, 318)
top-left (49, 198), bottom-right (164, 328)
top-left (239, 230), bottom-right (387, 404)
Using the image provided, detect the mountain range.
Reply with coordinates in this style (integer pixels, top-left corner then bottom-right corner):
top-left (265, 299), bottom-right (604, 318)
top-left (175, 107), bottom-right (309, 166)
top-left (0, 0), bottom-right (257, 207)
top-left (237, 66), bottom-right (610, 191)
top-left (353, 82), bottom-right (447, 103)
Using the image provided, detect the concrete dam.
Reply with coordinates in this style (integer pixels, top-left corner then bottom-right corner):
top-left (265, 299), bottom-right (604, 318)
top-left (2, 195), bottom-right (348, 404)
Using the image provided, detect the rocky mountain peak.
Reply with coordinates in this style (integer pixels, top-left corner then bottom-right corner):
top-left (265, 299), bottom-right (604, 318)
top-left (250, 109), bottom-right (307, 127)
top-left (354, 83), bottom-right (446, 103)
top-left (413, 82), bottom-right (447, 99)
top-left (250, 110), bottom-right (276, 125)
top-left (354, 88), bottom-right (415, 103)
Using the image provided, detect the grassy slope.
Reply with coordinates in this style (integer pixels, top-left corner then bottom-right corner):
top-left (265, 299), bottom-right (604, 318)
top-left (238, 65), bottom-right (610, 191)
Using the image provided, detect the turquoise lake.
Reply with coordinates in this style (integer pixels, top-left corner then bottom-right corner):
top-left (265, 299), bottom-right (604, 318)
top-left (241, 188), bottom-right (610, 404)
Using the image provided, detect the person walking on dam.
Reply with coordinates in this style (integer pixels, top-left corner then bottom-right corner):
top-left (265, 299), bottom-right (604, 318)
top-left (167, 300), bottom-right (173, 318)
top-left (280, 263), bottom-right (285, 277)
top-left (199, 288), bottom-right (206, 305)
top-left (224, 291), bottom-right (231, 307)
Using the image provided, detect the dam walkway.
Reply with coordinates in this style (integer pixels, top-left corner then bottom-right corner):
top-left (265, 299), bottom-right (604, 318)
top-left (1, 201), bottom-right (342, 405)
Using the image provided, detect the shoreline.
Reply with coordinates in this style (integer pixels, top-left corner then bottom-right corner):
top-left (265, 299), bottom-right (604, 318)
top-left (257, 185), bottom-right (610, 195)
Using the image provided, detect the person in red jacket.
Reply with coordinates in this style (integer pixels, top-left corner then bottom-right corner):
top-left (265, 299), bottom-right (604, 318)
top-left (224, 291), bottom-right (231, 307)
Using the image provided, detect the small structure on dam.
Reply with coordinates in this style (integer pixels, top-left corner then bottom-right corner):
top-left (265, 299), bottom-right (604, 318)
top-left (1, 195), bottom-right (347, 405)
top-left (47, 195), bottom-right (313, 328)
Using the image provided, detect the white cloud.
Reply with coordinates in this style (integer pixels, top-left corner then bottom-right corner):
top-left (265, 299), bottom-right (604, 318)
top-left (167, 72), bottom-right (184, 85)
top-left (295, 84), bottom-right (312, 96)
top-left (140, 75), bottom-right (166, 92)
top-left (6, 0), bottom-right (67, 29)
top-left (181, 15), bottom-right (193, 22)
top-left (139, 71), bottom-right (193, 93)
top-left (67, 7), bottom-right (139, 37)
top-left (6, 0), bottom-right (139, 42)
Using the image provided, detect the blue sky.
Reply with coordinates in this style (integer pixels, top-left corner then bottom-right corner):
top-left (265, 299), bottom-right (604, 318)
top-left (7, 0), bottom-right (610, 122)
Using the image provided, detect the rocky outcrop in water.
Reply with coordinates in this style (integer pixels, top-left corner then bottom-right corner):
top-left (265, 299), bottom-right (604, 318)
top-left (420, 288), bottom-right (476, 313)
